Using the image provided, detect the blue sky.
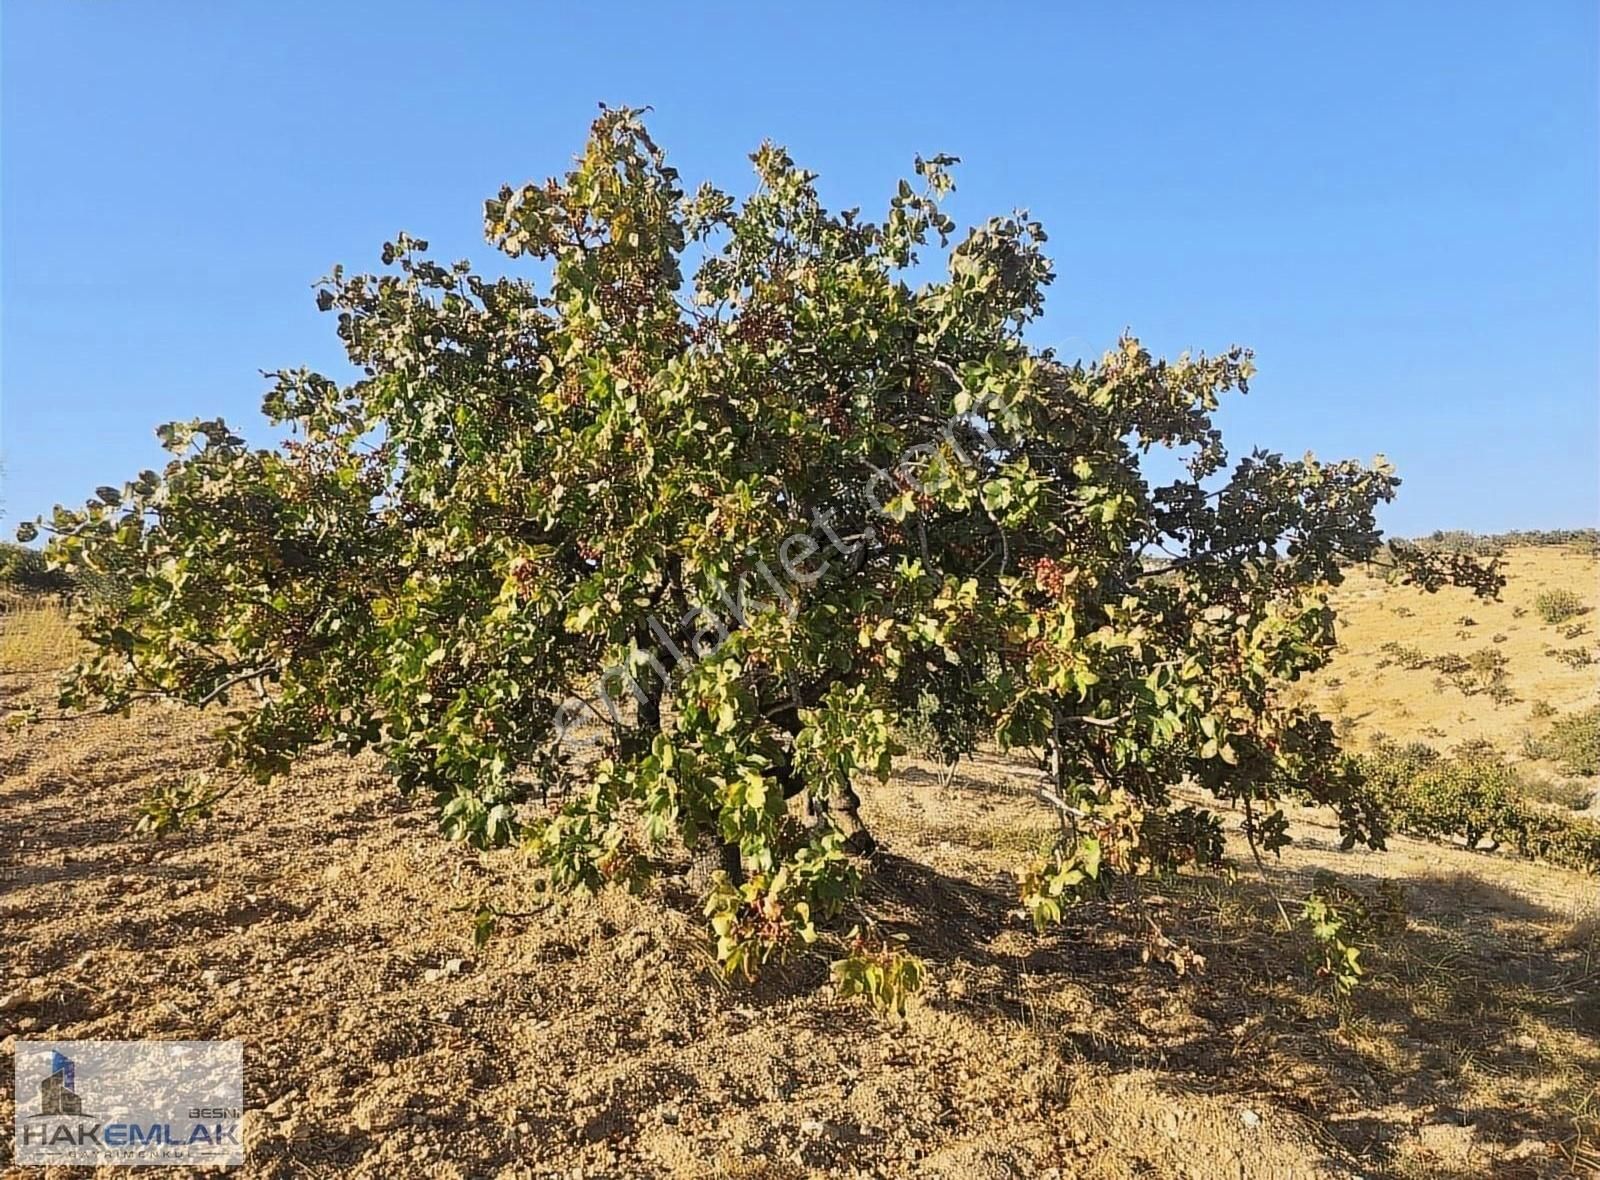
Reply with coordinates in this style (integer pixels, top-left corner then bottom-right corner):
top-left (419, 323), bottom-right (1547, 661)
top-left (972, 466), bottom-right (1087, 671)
top-left (3, 2), bottom-right (1596, 536)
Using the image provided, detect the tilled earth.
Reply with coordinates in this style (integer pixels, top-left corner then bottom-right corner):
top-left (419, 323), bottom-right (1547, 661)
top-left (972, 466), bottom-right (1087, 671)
top-left (1, 667), bottom-right (1595, 1178)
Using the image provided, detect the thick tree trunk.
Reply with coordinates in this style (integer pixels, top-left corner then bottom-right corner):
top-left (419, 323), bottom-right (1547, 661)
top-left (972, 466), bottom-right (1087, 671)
top-left (768, 704), bottom-right (877, 855)
top-left (826, 779), bottom-right (877, 855)
top-left (688, 832), bottom-right (744, 888)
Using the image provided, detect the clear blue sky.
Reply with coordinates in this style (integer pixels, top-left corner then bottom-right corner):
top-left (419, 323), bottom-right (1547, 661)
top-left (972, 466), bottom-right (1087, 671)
top-left (3, 2), bottom-right (1596, 536)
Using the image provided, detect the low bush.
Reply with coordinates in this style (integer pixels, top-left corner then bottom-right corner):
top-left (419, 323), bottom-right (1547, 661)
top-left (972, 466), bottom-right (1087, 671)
top-left (1535, 588), bottom-right (1588, 626)
top-left (1548, 646), bottom-right (1596, 669)
top-left (1525, 706), bottom-right (1600, 777)
top-left (1517, 776), bottom-right (1594, 811)
top-left (1359, 741), bottom-right (1600, 873)
top-left (1378, 641), bottom-right (1430, 671)
top-left (1300, 870), bottom-right (1407, 997)
top-left (1377, 642), bottom-right (1512, 701)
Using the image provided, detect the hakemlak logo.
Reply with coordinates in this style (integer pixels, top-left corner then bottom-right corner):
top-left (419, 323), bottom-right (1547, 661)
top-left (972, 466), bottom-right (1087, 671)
top-left (36, 1051), bottom-right (84, 1117)
top-left (13, 1040), bottom-right (244, 1166)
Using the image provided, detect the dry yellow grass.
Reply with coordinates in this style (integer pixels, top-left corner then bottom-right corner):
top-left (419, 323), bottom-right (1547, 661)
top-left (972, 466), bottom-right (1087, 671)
top-left (1304, 545), bottom-right (1600, 767)
top-left (0, 594), bottom-right (79, 673)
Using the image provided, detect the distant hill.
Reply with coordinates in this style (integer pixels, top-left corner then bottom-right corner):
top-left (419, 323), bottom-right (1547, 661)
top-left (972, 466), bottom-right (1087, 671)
top-left (1302, 544), bottom-right (1599, 783)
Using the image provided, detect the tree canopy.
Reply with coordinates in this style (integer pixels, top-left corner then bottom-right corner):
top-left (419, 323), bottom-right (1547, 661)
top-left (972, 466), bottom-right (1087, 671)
top-left (21, 108), bottom-right (1500, 999)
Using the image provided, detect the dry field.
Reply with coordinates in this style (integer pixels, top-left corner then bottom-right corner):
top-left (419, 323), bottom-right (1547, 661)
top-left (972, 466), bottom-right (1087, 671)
top-left (1, 549), bottom-right (1597, 1179)
top-left (1304, 546), bottom-right (1600, 789)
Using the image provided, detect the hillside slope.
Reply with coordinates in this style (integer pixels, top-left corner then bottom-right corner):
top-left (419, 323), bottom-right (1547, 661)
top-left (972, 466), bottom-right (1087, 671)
top-left (1304, 544), bottom-right (1599, 788)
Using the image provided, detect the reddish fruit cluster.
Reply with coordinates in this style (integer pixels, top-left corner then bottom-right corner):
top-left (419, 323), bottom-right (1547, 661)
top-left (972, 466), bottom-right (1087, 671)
top-left (1029, 555), bottom-right (1071, 598)
top-left (595, 276), bottom-right (654, 322)
top-left (508, 555), bottom-right (539, 600)
top-left (733, 303), bottom-right (789, 349)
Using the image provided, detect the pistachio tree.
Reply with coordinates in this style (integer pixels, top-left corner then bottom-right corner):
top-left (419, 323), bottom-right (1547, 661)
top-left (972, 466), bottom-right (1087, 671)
top-left (22, 109), bottom-right (1498, 993)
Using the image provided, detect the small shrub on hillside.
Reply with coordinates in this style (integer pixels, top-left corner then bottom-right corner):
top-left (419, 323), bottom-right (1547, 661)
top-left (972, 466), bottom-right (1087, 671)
top-left (1518, 776), bottom-right (1594, 812)
top-left (1525, 706), bottom-right (1600, 777)
top-left (1560, 620), bottom-right (1592, 640)
top-left (1378, 641), bottom-right (1430, 671)
top-left (1467, 646), bottom-right (1508, 680)
top-left (1300, 870), bottom-right (1406, 997)
top-left (1535, 589), bottom-right (1588, 626)
top-left (1547, 646), bottom-right (1596, 669)
top-left (1449, 738), bottom-right (1504, 767)
top-left (1485, 682), bottom-right (1517, 707)
top-left (1529, 699), bottom-right (1557, 720)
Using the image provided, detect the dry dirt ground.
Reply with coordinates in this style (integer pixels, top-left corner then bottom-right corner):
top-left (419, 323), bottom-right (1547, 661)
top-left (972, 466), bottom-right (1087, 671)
top-left (1, 553), bottom-right (1597, 1179)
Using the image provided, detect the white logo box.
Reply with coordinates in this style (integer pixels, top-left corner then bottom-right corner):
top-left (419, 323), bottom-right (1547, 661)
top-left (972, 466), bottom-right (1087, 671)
top-left (13, 1039), bottom-right (244, 1167)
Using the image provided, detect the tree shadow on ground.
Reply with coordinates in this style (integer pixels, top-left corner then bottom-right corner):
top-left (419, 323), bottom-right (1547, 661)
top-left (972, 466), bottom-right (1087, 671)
top-left (847, 847), bottom-right (1595, 1174)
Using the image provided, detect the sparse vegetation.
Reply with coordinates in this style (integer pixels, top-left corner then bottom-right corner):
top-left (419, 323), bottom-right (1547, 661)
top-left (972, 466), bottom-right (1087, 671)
top-left (1402, 527), bottom-right (1600, 556)
top-left (1517, 775), bottom-right (1594, 811)
top-left (1535, 587), bottom-right (1588, 625)
top-left (1377, 640), bottom-right (1429, 670)
top-left (1548, 645), bottom-right (1597, 668)
top-left (1376, 642), bottom-right (1512, 702)
top-left (1525, 705), bottom-right (1600, 777)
